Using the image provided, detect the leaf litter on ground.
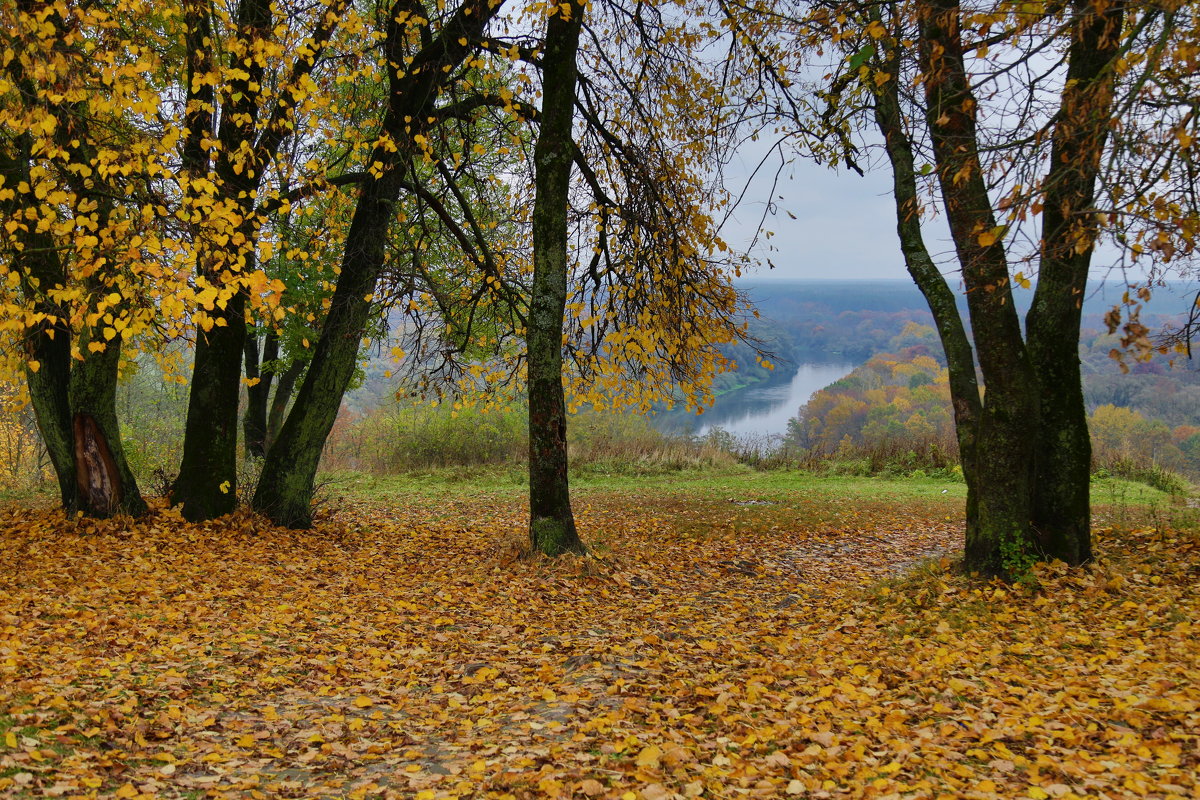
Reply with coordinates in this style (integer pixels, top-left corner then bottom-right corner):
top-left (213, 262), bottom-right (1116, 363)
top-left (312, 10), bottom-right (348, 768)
top-left (0, 485), bottom-right (1196, 799)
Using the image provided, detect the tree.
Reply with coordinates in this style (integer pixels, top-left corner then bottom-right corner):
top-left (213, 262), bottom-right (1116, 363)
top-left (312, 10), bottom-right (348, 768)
top-left (527, 0), bottom-right (587, 556)
top-left (171, 0), bottom-right (353, 521)
top-left (724, 0), bottom-right (1192, 575)
top-left (0, 0), bottom-right (170, 517)
top-left (253, 0), bottom-right (512, 526)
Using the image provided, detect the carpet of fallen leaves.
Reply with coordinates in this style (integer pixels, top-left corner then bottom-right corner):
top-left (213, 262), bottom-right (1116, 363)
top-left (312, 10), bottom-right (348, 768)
top-left (1, 486), bottom-right (1197, 800)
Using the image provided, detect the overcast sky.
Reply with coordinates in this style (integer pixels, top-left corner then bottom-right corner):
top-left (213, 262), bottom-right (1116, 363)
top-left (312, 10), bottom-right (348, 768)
top-left (716, 142), bottom-right (1155, 290)
top-left (718, 142), bottom-right (941, 282)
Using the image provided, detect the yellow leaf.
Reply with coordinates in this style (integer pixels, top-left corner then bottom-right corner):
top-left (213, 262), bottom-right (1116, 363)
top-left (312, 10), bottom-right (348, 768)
top-left (115, 783), bottom-right (138, 799)
top-left (1028, 787), bottom-right (1049, 800)
top-left (978, 231), bottom-right (996, 247)
top-left (219, 480), bottom-right (231, 494)
top-left (3, 731), bottom-right (15, 748)
top-left (353, 695), bottom-right (373, 708)
top-left (635, 744), bottom-right (662, 768)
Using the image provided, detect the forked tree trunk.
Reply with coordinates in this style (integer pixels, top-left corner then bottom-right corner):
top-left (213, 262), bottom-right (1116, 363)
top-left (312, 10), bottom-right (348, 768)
top-left (919, 0), bottom-right (1041, 576)
top-left (527, 0), bottom-right (586, 556)
top-left (2, 126), bottom-right (144, 517)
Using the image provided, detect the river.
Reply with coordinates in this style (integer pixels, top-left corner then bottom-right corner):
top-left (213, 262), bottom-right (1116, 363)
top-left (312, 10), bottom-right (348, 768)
top-left (657, 361), bottom-right (857, 439)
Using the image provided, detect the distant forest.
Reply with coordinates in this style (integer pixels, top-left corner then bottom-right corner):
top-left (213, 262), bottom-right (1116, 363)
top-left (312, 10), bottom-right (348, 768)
top-left (739, 278), bottom-right (1196, 362)
top-left (715, 279), bottom-right (1200, 474)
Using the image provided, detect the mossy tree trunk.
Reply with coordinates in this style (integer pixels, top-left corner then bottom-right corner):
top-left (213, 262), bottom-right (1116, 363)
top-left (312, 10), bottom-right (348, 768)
top-left (15, 235), bottom-right (78, 511)
top-left (1, 111), bottom-right (144, 517)
top-left (871, 29), bottom-right (981, 546)
top-left (902, 0), bottom-right (1122, 575)
top-left (254, 0), bottom-right (503, 527)
top-left (1025, 0), bottom-right (1124, 564)
top-left (919, 0), bottom-right (1041, 576)
top-left (172, 0), bottom-right (267, 520)
top-left (527, 0), bottom-right (586, 556)
top-left (69, 320), bottom-right (147, 517)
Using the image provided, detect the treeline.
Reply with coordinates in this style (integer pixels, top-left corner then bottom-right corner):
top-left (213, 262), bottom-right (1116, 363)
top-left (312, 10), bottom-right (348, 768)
top-left (785, 325), bottom-right (1199, 487)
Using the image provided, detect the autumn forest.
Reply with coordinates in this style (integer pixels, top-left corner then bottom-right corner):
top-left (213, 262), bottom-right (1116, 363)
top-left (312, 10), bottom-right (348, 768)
top-left (1, 0), bottom-right (1198, 797)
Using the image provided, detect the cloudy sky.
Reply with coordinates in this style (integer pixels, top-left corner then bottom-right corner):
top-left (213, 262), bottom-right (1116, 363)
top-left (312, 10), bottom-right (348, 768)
top-left (716, 140), bottom-right (1156, 291)
top-left (718, 142), bottom-right (941, 282)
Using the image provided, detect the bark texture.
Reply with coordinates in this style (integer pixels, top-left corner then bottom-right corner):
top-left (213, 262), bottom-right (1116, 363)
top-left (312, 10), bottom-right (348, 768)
top-left (1025, 0), bottom-right (1125, 564)
top-left (871, 31), bottom-right (981, 543)
top-left (528, 0), bottom-right (586, 556)
top-left (0, 41), bottom-right (145, 518)
top-left (919, 0), bottom-right (1040, 575)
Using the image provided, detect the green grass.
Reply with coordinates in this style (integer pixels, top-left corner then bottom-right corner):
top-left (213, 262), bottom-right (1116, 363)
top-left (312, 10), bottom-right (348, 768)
top-left (322, 464), bottom-right (1185, 507)
top-left (321, 464), bottom-right (974, 503)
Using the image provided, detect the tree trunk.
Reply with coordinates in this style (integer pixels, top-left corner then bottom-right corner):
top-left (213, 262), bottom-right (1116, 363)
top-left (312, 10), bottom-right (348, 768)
top-left (871, 27), bottom-right (981, 545)
top-left (253, 183), bottom-right (394, 526)
top-left (253, 0), bottom-right (503, 527)
top-left (243, 329), bottom-right (277, 458)
top-left (0, 12), bottom-right (147, 518)
top-left (1, 126), bottom-right (78, 509)
top-left (173, 293), bottom-right (248, 520)
top-left (173, 0), bottom-right (269, 519)
top-left (527, 0), bottom-right (586, 556)
top-left (266, 355), bottom-right (305, 448)
top-left (919, 0), bottom-right (1040, 576)
top-left (1025, 0), bottom-right (1124, 565)
top-left (69, 327), bottom-right (148, 517)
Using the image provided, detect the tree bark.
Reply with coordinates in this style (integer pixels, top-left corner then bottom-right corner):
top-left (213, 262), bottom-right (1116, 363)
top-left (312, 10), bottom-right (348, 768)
top-left (527, 0), bottom-right (586, 556)
top-left (266, 355), bottom-right (305, 448)
top-left (254, 0), bottom-right (505, 527)
top-left (172, 0), bottom-right (268, 519)
top-left (17, 241), bottom-right (77, 511)
top-left (871, 28), bottom-right (981, 544)
top-left (243, 329), bottom-right (277, 458)
top-left (919, 0), bottom-right (1040, 576)
top-left (173, 296), bottom-right (248, 520)
top-left (1025, 0), bottom-right (1125, 565)
top-left (2, 127), bottom-right (143, 516)
top-left (69, 324), bottom-right (147, 517)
